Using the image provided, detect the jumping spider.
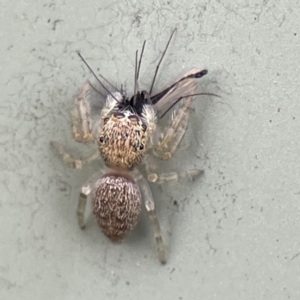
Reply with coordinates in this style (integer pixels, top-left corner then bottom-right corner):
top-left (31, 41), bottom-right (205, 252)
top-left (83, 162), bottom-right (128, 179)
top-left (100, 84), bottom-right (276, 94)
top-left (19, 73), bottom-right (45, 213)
top-left (51, 30), bottom-right (214, 263)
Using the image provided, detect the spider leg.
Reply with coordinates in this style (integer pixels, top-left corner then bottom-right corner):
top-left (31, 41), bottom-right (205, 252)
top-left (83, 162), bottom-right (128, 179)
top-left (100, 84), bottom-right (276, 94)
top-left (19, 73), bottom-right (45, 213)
top-left (143, 150), bottom-right (202, 184)
top-left (77, 171), bottom-right (105, 229)
top-left (51, 141), bottom-right (99, 169)
top-left (147, 169), bottom-right (203, 184)
top-left (77, 190), bottom-right (89, 229)
top-left (71, 83), bottom-right (94, 143)
top-left (153, 95), bottom-right (194, 160)
top-left (133, 170), bottom-right (166, 264)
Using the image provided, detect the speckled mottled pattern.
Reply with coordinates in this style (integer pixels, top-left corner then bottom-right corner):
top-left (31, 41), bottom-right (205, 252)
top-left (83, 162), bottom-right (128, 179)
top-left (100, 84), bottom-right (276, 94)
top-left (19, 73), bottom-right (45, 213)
top-left (98, 113), bottom-right (147, 170)
top-left (92, 175), bottom-right (142, 241)
top-left (2, 0), bottom-right (300, 297)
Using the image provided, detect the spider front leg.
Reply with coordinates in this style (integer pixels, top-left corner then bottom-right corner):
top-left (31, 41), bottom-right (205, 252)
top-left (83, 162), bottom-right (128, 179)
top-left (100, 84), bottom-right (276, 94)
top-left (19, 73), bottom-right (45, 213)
top-left (134, 170), bottom-right (166, 264)
top-left (71, 83), bottom-right (94, 143)
top-left (153, 95), bottom-right (194, 160)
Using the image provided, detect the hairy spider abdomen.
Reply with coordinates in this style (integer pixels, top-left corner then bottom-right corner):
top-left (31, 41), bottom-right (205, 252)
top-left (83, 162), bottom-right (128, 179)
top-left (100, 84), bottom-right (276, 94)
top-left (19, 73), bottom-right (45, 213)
top-left (92, 174), bottom-right (142, 242)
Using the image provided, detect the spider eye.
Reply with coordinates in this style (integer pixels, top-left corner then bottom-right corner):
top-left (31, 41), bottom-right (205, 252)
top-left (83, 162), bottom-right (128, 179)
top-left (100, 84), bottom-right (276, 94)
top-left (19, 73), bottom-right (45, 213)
top-left (141, 124), bottom-right (147, 132)
top-left (139, 143), bottom-right (144, 150)
top-left (99, 136), bottom-right (105, 143)
top-left (103, 117), bottom-right (109, 125)
top-left (114, 112), bottom-right (125, 119)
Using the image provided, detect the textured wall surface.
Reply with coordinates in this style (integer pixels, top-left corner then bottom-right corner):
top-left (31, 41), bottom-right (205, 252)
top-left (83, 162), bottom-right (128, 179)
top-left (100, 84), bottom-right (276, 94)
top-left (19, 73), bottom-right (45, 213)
top-left (0, 0), bottom-right (299, 299)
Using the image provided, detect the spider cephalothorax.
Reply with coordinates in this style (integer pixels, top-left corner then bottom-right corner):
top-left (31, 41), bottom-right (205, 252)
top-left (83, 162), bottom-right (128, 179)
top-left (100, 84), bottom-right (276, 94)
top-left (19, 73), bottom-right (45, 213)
top-left (98, 110), bottom-right (148, 170)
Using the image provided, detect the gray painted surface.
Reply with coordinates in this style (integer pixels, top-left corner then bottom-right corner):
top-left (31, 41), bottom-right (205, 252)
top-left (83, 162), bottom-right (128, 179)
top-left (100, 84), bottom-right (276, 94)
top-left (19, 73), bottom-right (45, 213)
top-left (0, 0), bottom-right (299, 299)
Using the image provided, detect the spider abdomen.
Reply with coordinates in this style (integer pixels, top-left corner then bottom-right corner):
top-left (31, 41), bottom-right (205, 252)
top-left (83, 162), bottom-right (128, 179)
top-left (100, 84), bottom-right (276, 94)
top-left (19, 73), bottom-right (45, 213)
top-left (92, 174), bottom-right (142, 242)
